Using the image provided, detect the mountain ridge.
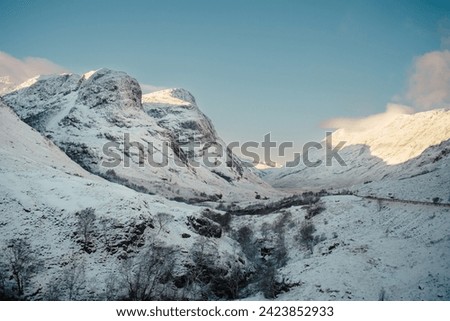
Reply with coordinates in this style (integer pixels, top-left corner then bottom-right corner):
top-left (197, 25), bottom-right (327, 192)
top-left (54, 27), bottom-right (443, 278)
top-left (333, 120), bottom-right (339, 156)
top-left (2, 69), bottom-right (277, 202)
top-left (0, 69), bottom-right (449, 301)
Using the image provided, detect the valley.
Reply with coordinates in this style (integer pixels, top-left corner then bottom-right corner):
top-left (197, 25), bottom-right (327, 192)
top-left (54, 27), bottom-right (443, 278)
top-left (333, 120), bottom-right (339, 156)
top-left (0, 70), bottom-right (449, 301)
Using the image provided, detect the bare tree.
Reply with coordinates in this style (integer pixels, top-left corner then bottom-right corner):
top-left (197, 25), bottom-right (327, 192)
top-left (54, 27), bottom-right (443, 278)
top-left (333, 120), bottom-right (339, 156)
top-left (235, 226), bottom-right (257, 261)
top-left (61, 258), bottom-right (86, 300)
top-left (44, 255), bottom-right (86, 300)
top-left (155, 212), bottom-right (173, 235)
top-left (6, 238), bottom-right (38, 296)
top-left (296, 222), bottom-right (316, 254)
top-left (211, 254), bottom-right (246, 299)
top-left (259, 261), bottom-right (278, 299)
top-left (121, 241), bottom-right (176, 300)
top-left (76, 208), bottom-right (96, 252)
top-left (0, 258), bottom-right (7, 298)
top-left (45, 277), bottom-right (62, 300)
top-left (183, 237), bottom-right (219, 300)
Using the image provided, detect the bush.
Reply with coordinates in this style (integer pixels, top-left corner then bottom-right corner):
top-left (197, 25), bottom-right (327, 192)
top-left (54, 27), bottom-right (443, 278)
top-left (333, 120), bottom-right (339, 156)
top-left (296, 222), bottom-right (316, 254)
top-left (305, 203), bottom-right (325, 219)
top-left (121, 242), bottom-right (176, 300)
top-left (432, 197), bottom-right (441, 204)
top-left (209, 255), bottom-right (247, 299)
top-left (257, 261), bottom-right (300, 299)
top-left (202, 209), bottom-right (232, 232)
top-left (187, 216), bottom-right (222, 238)
top-left (234, 226), bottom-right (257, 261)
top-left (76, 208), bottom-right (96, 252)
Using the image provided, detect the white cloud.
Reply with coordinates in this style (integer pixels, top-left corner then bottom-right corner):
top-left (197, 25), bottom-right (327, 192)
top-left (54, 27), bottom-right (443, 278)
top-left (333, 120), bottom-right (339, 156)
top-left (322, 50), bottom-right (450, 131)
top-left (406, 50), bottom-right (450, 110)
top-left (0, 51), bottom-right (68, 94)
top-left (321, 103), bottom-right (414, 131)
top-left (140, 83), bottom-right (166, 94)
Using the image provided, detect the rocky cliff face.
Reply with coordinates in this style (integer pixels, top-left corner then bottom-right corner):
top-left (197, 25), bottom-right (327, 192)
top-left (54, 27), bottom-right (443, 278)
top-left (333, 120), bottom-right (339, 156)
top-left (0, 101), bottom-right (251, 300)
top-left (3, 69), bottom-right (275, 202)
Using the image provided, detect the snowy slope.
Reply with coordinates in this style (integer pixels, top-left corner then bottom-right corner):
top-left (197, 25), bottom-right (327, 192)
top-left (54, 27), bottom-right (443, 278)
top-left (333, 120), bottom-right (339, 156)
top-left (2, 69), bottom-right (277, 202)
top-left (1, 69), bottom-right (448, 301)
top-left (0, 102), bottom-right (250, 300)
top-left (234, 195), bottom-right (450, 300)
top-left (331, 109), bottom-right (450, 165)
top-left (265, 109), bottom-right (450, 201)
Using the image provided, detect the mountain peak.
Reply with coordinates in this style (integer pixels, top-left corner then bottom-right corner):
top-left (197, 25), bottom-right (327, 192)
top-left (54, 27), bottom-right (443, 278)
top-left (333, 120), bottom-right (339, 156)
top-left (331, 108), bottom-right (450, 165)
top-left (76, 68), bottom-right (142, 109)
top-left (142, 88), bottom-right (196, 107)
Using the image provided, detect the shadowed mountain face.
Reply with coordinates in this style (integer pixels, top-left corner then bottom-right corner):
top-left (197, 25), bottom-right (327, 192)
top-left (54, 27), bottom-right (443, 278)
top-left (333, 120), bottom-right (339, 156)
top-left (2, 69), bottom-right (277, 202)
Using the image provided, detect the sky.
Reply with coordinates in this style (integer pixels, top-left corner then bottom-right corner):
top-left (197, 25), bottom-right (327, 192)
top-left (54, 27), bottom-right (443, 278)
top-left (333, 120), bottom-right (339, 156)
top-left (1, 0), bottom-right (450, 164)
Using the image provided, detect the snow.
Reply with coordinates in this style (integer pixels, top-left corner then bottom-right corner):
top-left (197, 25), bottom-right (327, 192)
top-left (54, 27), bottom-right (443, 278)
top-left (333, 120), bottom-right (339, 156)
top-left (82, 70), bottom-right (99, 80)
top-left (331, 109), bottom-right (450, 165)
top-left (0, 68), bottom-right (448, 301)
top-left (234, 195), bottom-right (450, 300)
top-left (2, 69), bottom-right (279, 202)
top-left (265, 109), bottom-right (450, 202)
top-left (254, 162), bottom-right (283, 170)
top-left (143, 88), bottom-right (197, 106)
top-left (0, 102), bottom-right (243, 300)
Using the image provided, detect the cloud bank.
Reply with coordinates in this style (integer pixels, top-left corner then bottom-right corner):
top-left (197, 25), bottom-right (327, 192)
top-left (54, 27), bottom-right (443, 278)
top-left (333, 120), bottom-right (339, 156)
top-left (406, 50), bottom-right (450, 110)
top-left (0, 51), bottom-right (69, 93)
top-left (140, 83), bottom-right (167, 94)
top-left (321, 103), bottom-right (414, 131)
top-left (323, 50), bottom-right (450, 131)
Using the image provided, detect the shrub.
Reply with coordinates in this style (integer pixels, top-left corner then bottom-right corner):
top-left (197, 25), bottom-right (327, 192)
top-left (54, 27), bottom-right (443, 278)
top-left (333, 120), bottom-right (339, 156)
top-left (202, 209), bottom-right (232, 232)
top-left (305, 203), bottom-right (325, 219)
top-left (187, 216), bottom-right (222, 238)
top-left (432, 197), bottom-right (441, 204)
top-left (234, 226), bottom-right (256, 260)
top-left (121, 242), bottom-right (176, 300)
top-left (296, 222), bottom-right (316, 254)
top-left (76, 208), bottom-right (96, 252)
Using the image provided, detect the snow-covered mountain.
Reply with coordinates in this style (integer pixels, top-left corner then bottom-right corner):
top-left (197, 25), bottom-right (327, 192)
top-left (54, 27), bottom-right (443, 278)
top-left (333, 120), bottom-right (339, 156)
top-left (0, 101), bottom-right (252, 300)
top-left (265, 109), bottom-right (450, 202)
top-left (2, 69), bottom-right (276, 202)
top-left (0, 69), bottom-right (449, 301)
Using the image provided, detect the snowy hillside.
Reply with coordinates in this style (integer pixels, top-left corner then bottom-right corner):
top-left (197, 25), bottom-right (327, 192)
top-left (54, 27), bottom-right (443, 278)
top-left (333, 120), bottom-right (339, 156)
top-left (265, 109), bottom-right (450, 202)
top-left (234, 195), bottom-right (450, 300)
top-left (0, 102), bottom-right (252, 300)
top-left (2, 69), bottom-right (276, 202)
top-left (2, 101), bottom-right (447, 300)
top-left (0, 69), bottom-right (448, 301)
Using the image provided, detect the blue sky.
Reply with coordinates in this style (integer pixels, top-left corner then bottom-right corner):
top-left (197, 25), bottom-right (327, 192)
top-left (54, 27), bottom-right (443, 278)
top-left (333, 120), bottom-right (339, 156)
top-left (1, 0), bottom-right (449, 162)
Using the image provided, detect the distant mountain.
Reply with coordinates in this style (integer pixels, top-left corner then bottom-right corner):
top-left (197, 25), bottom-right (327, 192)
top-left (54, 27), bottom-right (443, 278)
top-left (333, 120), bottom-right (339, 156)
top-left (264, 109), bottom-right (450, 202)
top-left (2, 69), bottom-right (276, 202)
